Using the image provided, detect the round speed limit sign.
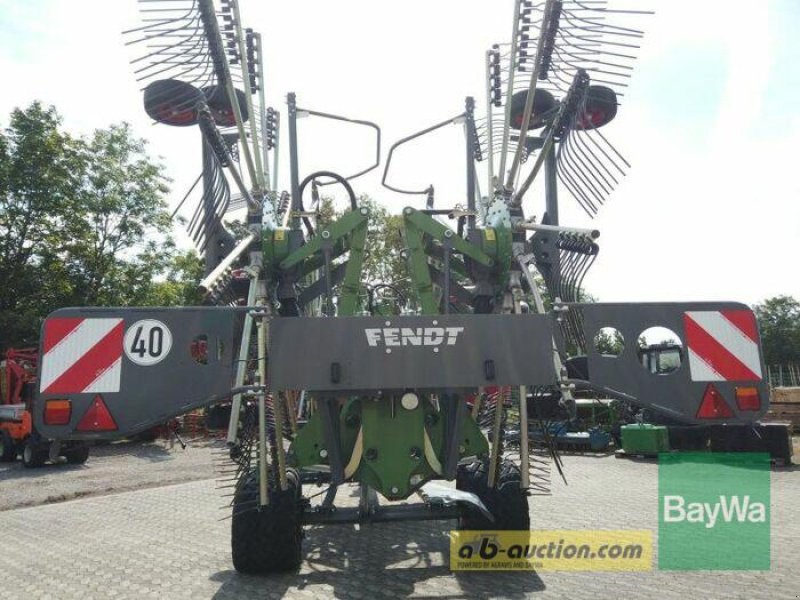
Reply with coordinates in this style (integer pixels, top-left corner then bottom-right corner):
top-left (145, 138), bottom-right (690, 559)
top-left (124, 320), bottom-right (173, 366)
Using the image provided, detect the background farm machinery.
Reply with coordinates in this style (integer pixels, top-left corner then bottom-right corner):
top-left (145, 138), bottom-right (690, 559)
top-left (31, 0), bottom-right (772, 574)
top-left (0, 349), bottom-right (90, 467)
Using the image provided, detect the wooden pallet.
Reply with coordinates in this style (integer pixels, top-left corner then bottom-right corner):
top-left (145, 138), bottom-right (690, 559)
top-left (772, 387), bottom-right (800, 403)
top-left (766, 389), bottom-right (800, 432)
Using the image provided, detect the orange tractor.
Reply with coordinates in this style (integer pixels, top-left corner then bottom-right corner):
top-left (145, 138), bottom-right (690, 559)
top-left (0, 348), bottom-right (90, 467)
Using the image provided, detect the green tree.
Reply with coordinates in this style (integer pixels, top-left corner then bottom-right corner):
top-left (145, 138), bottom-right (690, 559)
top-left (358, 196), bottom-right (408, 299)
top-left (0, 103), bottom-right (196, 350)
top-left (594, 328), bottom-right (624, 356)
top-left (135, 250), bottom-right (205, 307)
top-left (65, 123), bottom-right (174, 307)
top-left (0, 103), bottom-right (84, 347)
top-left (754, 295), bottom-right (800, 365)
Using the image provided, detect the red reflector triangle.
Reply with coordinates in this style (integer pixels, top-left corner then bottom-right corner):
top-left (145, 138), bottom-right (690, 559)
top-left (696, 384), bottom-right (734, 419)
top-left (76, 395), bottom-right (118, 432)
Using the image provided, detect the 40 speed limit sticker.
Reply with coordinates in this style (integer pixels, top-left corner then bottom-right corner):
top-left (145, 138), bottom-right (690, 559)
top-left (124, 320), bottom-right (173, 366)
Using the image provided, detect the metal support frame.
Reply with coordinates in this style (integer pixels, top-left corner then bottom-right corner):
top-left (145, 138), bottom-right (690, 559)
top-left (303, 502), bottom-right (462, 526)
top-left (256, 316), bottom-right (271, 505)
top-left (358, 483), bottom-right (380, 519)
top-left (271, 111), bottom-right (281, 192)
top-left (197, 0), bottom-right (258, 189)
top-left (544, 142), bottom-right (559, 226)
top-left (442, 392), bottom-right (466, 479)
top-left (464, 97), bottom-right (477, 232)
top-left (506, 0), bottom-right (556, 189)
top-left (402, 208), bottom-right (494, 315)
top-left (497, 0), bottom-right (523, 182)
top-left (229, 0), bottom-right (266, 191)
top-left (485, 50), bottom-right (496, 202)
top-left (287, 93), bottom-right (301, 230)
top-left (294, 108), bottom-right (382, 183)
top-left (544, 143), bottom-right (561, 292)
top-left (316, 397), bottom-right (345, 485)
top-left (382, 114), bottom-right (465, 198)
top-left (278, 208), bottom-right (369, 317)
top-left (255, 33), bottom-right (272, 193)
top-left (199, 232), bottom-right (258, 294)
top-left (226, 276), bottom-right (259, 444)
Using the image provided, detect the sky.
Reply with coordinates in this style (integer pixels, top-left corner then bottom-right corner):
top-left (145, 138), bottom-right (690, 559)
top-left (0, 0), bottom-right (798, 306)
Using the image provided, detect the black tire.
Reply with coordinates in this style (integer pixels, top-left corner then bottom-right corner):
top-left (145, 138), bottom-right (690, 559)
top-left (456, 458), bottom-right (530, 530)
top-left (65, 445), bottom-right (90, 465)
top-left (21, 439), bottom-right (46, 468)
top-left (231, 468), bottom-right (304, 574)
top-left (0, 432), bottom-right (17, 462)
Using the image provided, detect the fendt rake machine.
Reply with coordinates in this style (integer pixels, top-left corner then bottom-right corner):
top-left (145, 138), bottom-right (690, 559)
top-left (33, 0), bottom-right (770, 573)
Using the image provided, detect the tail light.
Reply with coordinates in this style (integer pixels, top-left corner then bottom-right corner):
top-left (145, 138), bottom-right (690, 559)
top-left (735, 386), bottom-right (761, 411)
top-left (44, 399), bottom-right (72, 425)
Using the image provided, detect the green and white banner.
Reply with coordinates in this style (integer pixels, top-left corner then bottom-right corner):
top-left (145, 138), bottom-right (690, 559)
top-left (659, 452), bottom-right (770, 570)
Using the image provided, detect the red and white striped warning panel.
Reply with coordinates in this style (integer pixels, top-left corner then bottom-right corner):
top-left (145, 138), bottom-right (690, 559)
top-left (683, 310), bottom-right (763, 382)
top-left (39, 318), bottom-right (124, 394)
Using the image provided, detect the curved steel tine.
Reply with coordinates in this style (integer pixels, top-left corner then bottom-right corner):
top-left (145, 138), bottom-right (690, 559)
top-left (560, 129), bottom-right (605, 209)
top-left (571, 128), bottom-right (618, 189)
top-left (556, 148), bottom-right (596, 217)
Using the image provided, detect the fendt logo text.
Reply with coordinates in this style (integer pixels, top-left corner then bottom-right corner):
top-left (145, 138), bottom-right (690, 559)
top-left (663, 495), bottom-right (766, 529)
top-left (365, 327), bottom-right (464, 348)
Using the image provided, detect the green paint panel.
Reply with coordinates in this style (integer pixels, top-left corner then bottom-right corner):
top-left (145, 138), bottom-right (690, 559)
top-left (289, 398), bottom-right (359, 468)
top-left (280, 209), bottom-right (368, 269)
top-left (262, 227), bottom-right (291, 271)
top-left (404, 209), bottom-right (493, 267)
top-left (288, 394), bottom-right (489, 500)
top-left (356, 397), bottom-right (432, 499)
top-left (404, 221), bottom-right (438, 315)
top-left (337, 221), bottom-right (368, 316)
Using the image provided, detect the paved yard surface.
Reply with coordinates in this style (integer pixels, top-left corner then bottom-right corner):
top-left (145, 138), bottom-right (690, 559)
top-left (0, 438), bottom-right (219, 511)
top-left (0, 448), bottom-right (797, 599)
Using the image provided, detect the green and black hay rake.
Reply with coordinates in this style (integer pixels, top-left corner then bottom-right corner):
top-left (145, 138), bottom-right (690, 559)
top-left (33, 0), bottom-right (770, 573)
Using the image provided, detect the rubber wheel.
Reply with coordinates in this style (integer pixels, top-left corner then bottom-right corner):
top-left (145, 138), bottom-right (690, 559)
top-left (65, 445), bottom-right (90, 465)
top-left (0, 432), bottom-right (17, 462)
top-left (22, 440), bottom-right (46, 469)
top-left (456, 458), bottom-right (530, 530)
top-left (231, 468), bottom-right (304, 574)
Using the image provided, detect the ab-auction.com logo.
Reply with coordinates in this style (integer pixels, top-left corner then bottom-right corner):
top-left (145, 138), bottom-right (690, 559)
top-left (658, 452), bottom-right (771, 570)
top-left (450, 530), bottom-right (652, 571)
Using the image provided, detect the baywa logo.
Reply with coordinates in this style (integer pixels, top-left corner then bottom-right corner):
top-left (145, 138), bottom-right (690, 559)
top-left (658, 452), bottom-right (771, 571)
top-left (365, 326), bottom-right (464, 349)
top-left (663, 494), bottom-right (767, 529)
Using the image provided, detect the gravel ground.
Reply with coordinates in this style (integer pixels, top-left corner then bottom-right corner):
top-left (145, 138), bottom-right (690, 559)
top-left (0, 437), bottom-right (222, 511)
